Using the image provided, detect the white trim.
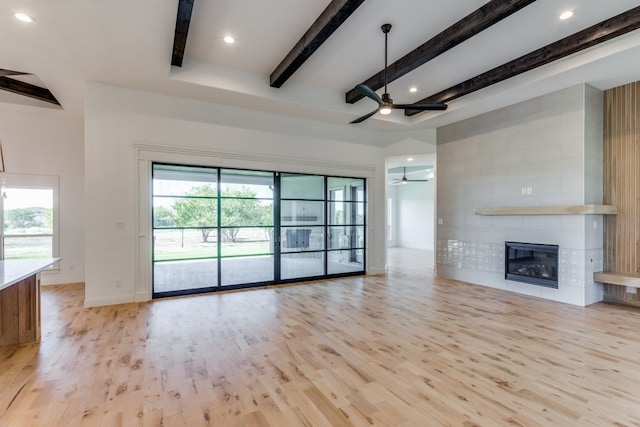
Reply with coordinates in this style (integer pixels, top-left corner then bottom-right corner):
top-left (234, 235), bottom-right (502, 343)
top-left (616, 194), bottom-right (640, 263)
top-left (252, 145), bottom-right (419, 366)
top-left (84, 294), bottom-right (136, 308)
top-left (132, 143), bottom-right (376, 177)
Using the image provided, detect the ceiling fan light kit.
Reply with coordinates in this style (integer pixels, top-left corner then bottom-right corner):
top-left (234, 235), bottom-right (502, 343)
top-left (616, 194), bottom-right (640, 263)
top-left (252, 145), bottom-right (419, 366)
top-left (350, 23), bottom-right (447, 124)
top-left (391, 167), bottom-right (430, 185)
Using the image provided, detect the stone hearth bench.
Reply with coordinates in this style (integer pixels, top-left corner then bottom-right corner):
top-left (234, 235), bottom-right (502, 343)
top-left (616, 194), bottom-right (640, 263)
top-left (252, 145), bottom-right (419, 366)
top-left (594, 272), bottom-right (640, 288)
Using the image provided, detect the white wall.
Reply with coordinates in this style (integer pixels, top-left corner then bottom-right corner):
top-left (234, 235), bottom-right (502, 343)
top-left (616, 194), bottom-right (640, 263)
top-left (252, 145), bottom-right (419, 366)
top-left (396, 181), bottom-right (434, 250)
top-left (84, 82), bottom-right (389, 307)
top-left (436, 84), bottom-right (604, 306)
top-left (0, 104), bottom-right (85, 285)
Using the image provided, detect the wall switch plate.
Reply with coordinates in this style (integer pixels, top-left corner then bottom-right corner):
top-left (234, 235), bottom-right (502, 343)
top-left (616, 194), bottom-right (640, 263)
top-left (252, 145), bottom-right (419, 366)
top-left (438, 218), bottom-right (443, 225)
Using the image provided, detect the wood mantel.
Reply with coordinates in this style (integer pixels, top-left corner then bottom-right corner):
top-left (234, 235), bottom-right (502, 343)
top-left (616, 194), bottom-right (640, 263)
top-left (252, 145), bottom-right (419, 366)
top-left (474, 204), bottom-right (617, 216)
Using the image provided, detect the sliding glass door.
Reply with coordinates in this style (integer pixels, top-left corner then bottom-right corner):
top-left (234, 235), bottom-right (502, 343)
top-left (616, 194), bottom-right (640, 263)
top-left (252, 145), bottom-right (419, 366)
top-left (152, 164), bottom-right (365, 297)
top-left (280, 173), bottom-right (325, 279)
top-left (328, 177), bottom-right (366, 274)
top-left (219, 169), bottom-right (274, 286)
top-left (152, 165), bottom-right (219, 294)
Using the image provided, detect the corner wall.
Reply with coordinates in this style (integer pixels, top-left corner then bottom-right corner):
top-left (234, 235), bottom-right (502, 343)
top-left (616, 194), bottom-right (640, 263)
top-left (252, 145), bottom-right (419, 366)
top-left (436, 84), bottom-right (604, 306)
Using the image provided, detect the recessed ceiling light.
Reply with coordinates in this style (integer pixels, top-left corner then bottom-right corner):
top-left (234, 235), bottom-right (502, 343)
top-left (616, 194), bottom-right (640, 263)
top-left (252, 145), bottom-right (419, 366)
top-left (407, 157), bottom-right (414, 162)
top-left (223, 35), bottom-right (235, 44)
top-left (409, 87), bottom-right (418, 93)
top-left (559, 10), bottom-right (573, 20)
top-left (14, 13), bottom-right (34, 23)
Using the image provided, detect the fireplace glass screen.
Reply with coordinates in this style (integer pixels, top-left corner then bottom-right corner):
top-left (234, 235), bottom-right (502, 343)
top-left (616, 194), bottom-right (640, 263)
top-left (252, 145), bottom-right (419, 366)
top-left (505, 242), bottom-right (558, 288)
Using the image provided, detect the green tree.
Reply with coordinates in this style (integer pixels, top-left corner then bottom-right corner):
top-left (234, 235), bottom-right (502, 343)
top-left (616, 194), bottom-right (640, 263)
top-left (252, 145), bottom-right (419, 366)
top-left (153, 206), bottom-right (176, 228)
top-left (173, 185), bottom-right (217, 242)
top-left (220, 188), bottom-right (272, 242)
top-left (4, 207), bottom-right (52, 232)
top-left (171, 186), bottom-right (273, 243)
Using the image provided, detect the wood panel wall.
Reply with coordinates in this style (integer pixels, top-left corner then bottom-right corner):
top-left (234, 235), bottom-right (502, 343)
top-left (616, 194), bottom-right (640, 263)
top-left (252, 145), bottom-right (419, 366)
top-left (603, 81), bottom-right (640, 306)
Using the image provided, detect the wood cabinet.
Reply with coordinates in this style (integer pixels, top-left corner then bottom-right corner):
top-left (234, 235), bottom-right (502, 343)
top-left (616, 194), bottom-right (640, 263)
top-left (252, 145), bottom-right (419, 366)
top-left (0, 258), bottom-right (59, 346)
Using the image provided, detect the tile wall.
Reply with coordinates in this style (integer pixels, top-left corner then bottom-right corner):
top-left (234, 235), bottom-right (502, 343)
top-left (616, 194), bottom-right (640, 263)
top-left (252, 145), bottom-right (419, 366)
top-left (435, 84), bottom-right (604, 306)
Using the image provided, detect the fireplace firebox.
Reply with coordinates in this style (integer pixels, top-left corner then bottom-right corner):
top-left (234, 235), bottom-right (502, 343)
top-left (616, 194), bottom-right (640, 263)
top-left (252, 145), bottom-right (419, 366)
top-left (505, 242), bottom-right (558, 288)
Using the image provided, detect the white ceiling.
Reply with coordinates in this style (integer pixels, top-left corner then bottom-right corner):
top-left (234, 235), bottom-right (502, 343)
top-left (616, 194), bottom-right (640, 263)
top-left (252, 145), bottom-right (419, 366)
top-left (3, 0), bottom-right (640, 137)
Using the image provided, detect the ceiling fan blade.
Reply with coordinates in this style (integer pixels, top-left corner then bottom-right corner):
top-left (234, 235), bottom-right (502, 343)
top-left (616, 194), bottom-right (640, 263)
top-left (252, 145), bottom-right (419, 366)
top-left (350, 108), bottom-right (379, 124)
top-left (394, 103), bottom-right (448, 111)
top-left (354, 84), bottom-right (383, 105)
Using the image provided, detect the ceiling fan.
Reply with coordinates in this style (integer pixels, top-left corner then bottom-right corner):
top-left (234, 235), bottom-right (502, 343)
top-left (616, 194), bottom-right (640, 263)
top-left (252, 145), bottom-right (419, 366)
top-left (391, 167), bottom-right (430, 185)
top-left (350, 24), bottom-right (447, 124)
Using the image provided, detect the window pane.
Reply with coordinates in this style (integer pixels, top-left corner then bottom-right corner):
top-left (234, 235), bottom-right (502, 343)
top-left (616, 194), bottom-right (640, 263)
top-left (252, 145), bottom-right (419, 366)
top-left (328, 226), bottom-right (365, 250)
top-left (220, 169), bottom-right (273, 198)
top-left (328, 178), bottom-right (365, 200)
top-left (281, 174), bottom-right (324, 199)
top-left (153, 165), bottom-right (217, 197)
top-left (154, 197), bottom-right (217, 229)
top-left (220, 227), bottom-right (273, 256)
top-left (154, 259), bottom-right (218, 293)
top-left (281, 227), bottom-right (324, 252)
top-left (281, 200), bottom-right (324, 225)
top-left (221, 255), bottom-right (274, 286)
top-left (4, 236), bottom-right (52, 259)
top-left (281, 252), bottom-right (324, 279)
top-left (328, 201), bottom-right (345, 225)
top-left (220, 199), bottom-right (273, 227)
top-left (153, 229), bottom-right (217, 261)
top-left (3, 188), bottom-right (53, 234)
top-left (328, 250), bottom-right (364, 275)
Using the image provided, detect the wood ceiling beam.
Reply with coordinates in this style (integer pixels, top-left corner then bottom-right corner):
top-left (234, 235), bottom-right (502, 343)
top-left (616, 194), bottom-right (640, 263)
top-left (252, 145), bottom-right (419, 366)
top-left (405, 6), bottom-right (640, 116)
top-left (0, 69), bottom-right (28, 78)
top-left (345, 0), bottom-right (538, 104)
top-left (0, 77), bottom-right (60, 106)
top-left (171, 0), bottom-right (195, 67)
top-left (270, 0), bottom-right (366, 88)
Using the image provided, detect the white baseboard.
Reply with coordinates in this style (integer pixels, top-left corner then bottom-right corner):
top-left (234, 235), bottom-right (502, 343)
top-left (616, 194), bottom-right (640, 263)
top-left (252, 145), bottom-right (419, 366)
top-left (135, 289), bottom-right (151, 303)
top-left (84, 294), bottom-right (135, 308)
top-left (41, 272), bottom-right (85, 286)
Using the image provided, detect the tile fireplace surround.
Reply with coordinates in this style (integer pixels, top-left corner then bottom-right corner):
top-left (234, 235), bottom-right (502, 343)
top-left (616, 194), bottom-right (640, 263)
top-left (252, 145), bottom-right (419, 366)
top-left (435, 84), bottom-right (604, 307)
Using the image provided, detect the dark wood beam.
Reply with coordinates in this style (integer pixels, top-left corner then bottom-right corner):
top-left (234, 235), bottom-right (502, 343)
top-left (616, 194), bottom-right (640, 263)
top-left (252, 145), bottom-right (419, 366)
top-left (406, 5), bottom-right (640, 116)
top-left (345, 0), bottom-right (538, 104)
top-left (270, 0), bottom-right (366, 88)
top-left (0, 77), bottom-right (60, 106)
top-left (0, 69), bottom-right (28, 78)
top-left (171, 0), bottom-right (195, 67)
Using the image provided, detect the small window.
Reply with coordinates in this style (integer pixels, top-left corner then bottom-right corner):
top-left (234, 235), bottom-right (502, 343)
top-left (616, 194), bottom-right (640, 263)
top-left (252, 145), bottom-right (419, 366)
top-left (0, 174), bottom-right (59, 262)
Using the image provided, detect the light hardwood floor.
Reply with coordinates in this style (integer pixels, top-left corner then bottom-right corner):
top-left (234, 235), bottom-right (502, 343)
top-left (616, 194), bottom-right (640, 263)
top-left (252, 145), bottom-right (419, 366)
top-left (2, 248), bottom-right (640, 426)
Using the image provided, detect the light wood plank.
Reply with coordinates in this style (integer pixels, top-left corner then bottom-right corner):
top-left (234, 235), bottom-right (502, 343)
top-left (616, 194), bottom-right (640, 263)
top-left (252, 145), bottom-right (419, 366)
top-left (1, 251), bottom-right (640, 426)
top-left (594, 271), bottom-right (640, 288)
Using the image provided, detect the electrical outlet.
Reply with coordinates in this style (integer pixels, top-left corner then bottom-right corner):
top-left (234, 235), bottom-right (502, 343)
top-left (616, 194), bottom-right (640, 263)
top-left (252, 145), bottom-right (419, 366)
top-left (115, 279), bottom-right (122, 288)
top-left (526, 187), bottom-right (532, 195)
top-left (521, 187), bottom-right (526, 195)
top-left (438, 218), bottom-right (443, 225)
